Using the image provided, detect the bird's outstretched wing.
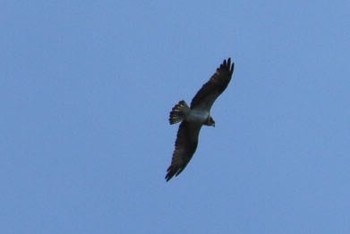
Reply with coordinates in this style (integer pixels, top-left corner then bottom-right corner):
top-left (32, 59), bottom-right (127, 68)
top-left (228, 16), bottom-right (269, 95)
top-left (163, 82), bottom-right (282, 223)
top-left (165, 121), bottom-right (202, 181)
top-left (190, 58), bottom-right (234, 110)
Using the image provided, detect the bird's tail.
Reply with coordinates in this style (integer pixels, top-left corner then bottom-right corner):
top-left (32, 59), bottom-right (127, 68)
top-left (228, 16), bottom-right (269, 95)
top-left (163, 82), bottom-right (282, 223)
top-left (169, 100), bottom-right (190, 125)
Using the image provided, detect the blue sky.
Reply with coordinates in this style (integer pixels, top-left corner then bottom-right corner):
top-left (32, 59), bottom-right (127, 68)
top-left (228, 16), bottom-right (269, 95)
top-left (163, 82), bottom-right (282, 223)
top-left (1, 1), bottom-right (350, 233)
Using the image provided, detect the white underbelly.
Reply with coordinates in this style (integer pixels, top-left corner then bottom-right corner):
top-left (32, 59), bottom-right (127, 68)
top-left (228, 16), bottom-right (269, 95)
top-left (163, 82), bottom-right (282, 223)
top-left (186, 109), bottom-right (209, 123)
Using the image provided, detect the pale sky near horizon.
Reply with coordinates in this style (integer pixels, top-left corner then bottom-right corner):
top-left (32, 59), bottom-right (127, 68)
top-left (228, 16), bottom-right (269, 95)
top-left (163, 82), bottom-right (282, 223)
top-left (1, 1), bottom-right (350, 233)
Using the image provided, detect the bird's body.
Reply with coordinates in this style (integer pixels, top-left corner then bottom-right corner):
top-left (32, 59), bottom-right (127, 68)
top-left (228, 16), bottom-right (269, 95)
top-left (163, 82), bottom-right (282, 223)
top-left (165, 58), bottom-right (235, 181)
top-left (186, 109), bottom-right (210, 123)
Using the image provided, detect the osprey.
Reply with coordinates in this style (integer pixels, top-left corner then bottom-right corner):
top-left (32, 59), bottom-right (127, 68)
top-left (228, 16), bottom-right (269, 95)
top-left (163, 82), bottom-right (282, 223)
top-left (165, 58), bottom-right (235, 181)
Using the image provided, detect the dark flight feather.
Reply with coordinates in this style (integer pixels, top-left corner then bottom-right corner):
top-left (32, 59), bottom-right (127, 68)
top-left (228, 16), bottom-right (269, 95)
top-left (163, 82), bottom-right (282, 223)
top-left (191, 58), bottom-right (234, 109)
top-left (165, 121), bottom-right (201, 181)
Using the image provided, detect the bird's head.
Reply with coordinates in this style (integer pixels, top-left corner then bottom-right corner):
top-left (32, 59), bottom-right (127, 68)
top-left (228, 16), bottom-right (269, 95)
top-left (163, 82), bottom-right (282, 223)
top-left (205, 116), bottom-right (215, 127)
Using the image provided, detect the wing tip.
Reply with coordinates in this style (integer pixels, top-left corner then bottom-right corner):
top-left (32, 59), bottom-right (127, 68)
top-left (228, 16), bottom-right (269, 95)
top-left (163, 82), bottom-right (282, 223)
top-left (223, 57), bottom-right (234, 75)
top-left (165, 166), bottom-right (176, 182)
top-left (165, 165), bottom-right (185, 182)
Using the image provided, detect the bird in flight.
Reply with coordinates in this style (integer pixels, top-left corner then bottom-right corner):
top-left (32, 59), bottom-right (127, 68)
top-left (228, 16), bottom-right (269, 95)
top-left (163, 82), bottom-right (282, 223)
top-left (165, 58), bottom-right (235, 181)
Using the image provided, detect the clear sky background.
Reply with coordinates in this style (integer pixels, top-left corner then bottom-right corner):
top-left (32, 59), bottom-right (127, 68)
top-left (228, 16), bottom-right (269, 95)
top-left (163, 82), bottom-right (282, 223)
top-left (1, 1), bottom-right (350, 233)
